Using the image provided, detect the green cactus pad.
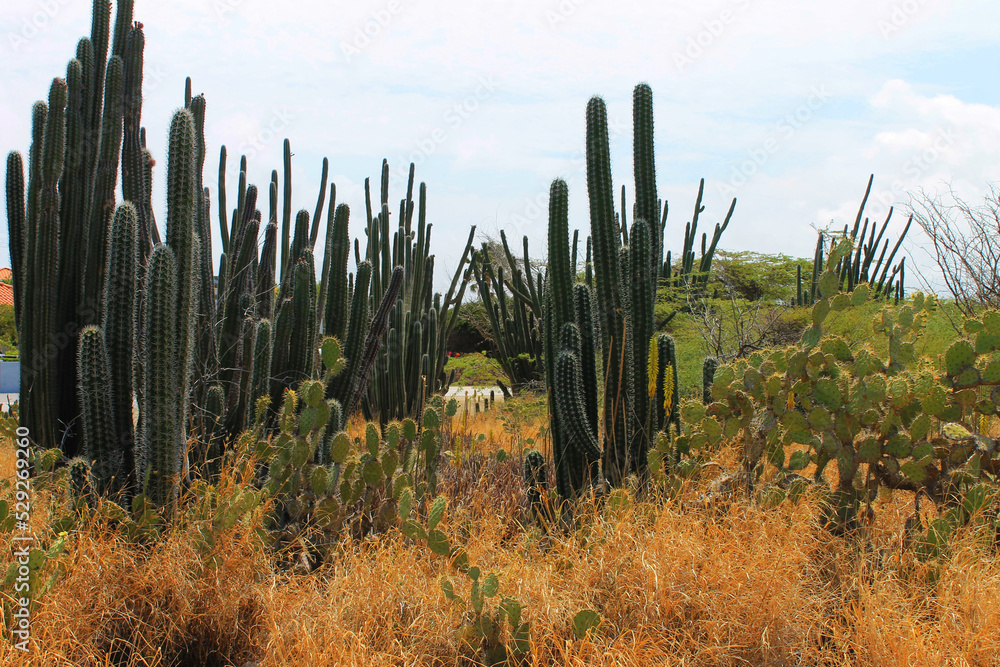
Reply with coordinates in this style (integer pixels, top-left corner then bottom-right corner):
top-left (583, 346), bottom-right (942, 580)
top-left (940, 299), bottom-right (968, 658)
top-left (808, 407), bottom-right (833, 431)
top-left (856, 438), bottom-right (880, 462)
top-left (427, 529), bottom-right (450, 556)
top-left (831, 294), bottom-right (852, 311)
top-left (909, 414), bottom-right (932, 442)
top-left (953, 367), bottom-right (982, 389)
top-left (680, 401), bottom-right (706, 423)
top-left (942, 423), bottom-right (972, 440)
top-left (428, 495), bottom-right (447, 530)
top-left (983, 361), bottom-right (1000, 384)
top-left (362, 459), bottom-right (384, 486)
top-left (802, 325), bottom-right (822, 349)
top-left (821, 337), bottom-right (852, 362)
top-left (366, 423), bottom-right (380, 456)
top-left (812, 299), bottom-right (831, 326)
top-left (818, 270), bottom-right (839, 298)
top-left (964, 320), bottom-right (984, 334)
top-left (975, 331), bottom-right (1000, 354)
top-left (321, 337), bottom-right (343, 373)
top-left (983, 311), bottom-right (1000, 334)
top-left (814, 378), bottom-right (843, 410)
top-left (945, 340), bottom-right (976, 375)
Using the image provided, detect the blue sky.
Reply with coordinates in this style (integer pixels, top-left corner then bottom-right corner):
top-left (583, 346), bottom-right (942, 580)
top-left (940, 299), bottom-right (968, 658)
top-left (1, 0), bottom-right (998, 294)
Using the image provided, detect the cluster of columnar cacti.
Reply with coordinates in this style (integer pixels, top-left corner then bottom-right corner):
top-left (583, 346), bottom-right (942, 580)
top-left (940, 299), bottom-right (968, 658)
top-left (362, 161), bottom-right (476, 425)
top-left (545, 179), bottom-right (603, 499)
top-left (470, 230), bottom-right (545, 390)
top-left (3, 5), bottom-right (199, 502)
top-left (537, 83), bottom-right (738, 497)
top-left (796, 175), bottom-right (910, 307)
top-left (660, 178), bottom-right (737, 296)
top-left (679, 238), bottom-right (1000, 533)
top-left (6, 1), bottom-right (462, 508)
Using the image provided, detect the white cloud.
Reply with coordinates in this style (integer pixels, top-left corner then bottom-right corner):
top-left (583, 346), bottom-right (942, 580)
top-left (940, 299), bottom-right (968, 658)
top-left (0, 0), bottom-right (997, 294)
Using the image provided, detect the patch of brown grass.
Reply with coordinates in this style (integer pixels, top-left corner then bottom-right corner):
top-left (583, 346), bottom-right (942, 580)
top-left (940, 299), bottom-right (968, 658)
top-left (3, 428), bottom-right (999, 666)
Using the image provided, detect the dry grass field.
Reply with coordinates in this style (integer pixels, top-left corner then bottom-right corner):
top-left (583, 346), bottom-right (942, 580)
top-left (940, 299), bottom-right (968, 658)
top-left (2, 403), bottom-right (998, 667)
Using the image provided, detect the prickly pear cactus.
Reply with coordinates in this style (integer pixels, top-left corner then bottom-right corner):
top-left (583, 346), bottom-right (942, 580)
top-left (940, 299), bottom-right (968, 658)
top-left (675, 237), bottom-right (1000, 534)
top-left (254, 337), bottom-right (450, 566)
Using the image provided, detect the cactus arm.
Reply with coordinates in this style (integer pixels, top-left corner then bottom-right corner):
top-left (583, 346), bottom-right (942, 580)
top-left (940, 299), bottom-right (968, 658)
top-left (309, 157), bottom-right (329, 249)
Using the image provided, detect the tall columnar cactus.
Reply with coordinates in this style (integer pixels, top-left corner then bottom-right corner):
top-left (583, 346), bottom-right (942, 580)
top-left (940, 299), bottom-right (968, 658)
top-left (81, 54), bottom-right (124, 318)
top-left (321, 203), bottom-right (351, 341)
top-left (327, 260), bottom-right (372, 408)
top-left (24, 78), bottom-right (68, 452)
top-left (543, 179), bottom-right (604, 499)
top-left (546, 180), bottom-right (581, 497)
top-left (103, 202), bottom-right (138, 483)
top-left (5, 152), bottom-right (25, 329)
top-left (140, 245), bottom-right (181, 506)
top-left (628, 219), bottom-right (655, 469)
top-left (702, 356), bottom-right (718, 406)
top-left (165, 109), bottom-right (200, 451)
top-left (586, 97), bottom-right (628, 485)
top-left (670, 179), bottom-right (736, 291)
top-left (573, 285), bottom-right (599, 451)
top-left (536, 83), bottom-right (736, 493)
top-left (347, 267), bottom-right (405, 419)
top-left (249, 318), bottom-right (272, 422)
top-left (633, 83), bottom-right (662, 279)
top-left (78, 326), bottom-right (119, 495)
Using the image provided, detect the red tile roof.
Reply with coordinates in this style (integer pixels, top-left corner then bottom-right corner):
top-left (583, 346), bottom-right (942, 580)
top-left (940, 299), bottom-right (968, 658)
top-left (0, 268), bottom-right (12, 306)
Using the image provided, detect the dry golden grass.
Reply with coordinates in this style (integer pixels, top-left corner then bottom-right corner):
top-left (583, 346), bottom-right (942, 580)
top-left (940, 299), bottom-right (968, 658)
top-left (2, 410), bottom-right (999, 666)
